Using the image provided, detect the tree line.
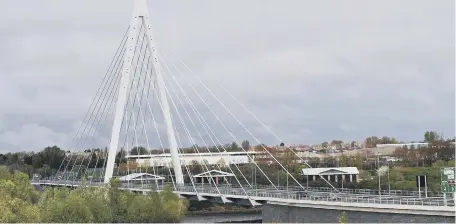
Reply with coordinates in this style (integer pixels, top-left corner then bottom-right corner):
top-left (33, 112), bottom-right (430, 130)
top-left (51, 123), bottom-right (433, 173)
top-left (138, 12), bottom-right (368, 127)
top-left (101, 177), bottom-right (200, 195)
top-left (0, 130), bottom-right (453, 189)
top-left (1, 137), bottom-right (453, 182)
top-left (0, 140), bottom-right (251, 178)
top-left (82, 140), bottom-right (251, 156)
top-left (0, 166), bottom-right (187, 223)
top-left (0, 146), bottom-right (65, 179)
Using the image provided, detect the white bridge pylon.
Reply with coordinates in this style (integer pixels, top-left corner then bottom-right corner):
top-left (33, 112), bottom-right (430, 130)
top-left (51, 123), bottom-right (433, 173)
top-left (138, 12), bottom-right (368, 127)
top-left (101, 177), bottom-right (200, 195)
top-left (45, 0), bottom-right (345, 206)
top-left (104, 0), bottom-right (184, 184)
top-left (40, 1), bottom-right (453, 210)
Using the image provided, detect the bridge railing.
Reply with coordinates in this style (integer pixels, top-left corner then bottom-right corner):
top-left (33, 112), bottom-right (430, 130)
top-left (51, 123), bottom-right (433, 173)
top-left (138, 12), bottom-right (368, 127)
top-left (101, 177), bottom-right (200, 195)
top-left (168, 184), bottom-right (453, 207)
top-left (31, 179), bottom-right (445, 196)
top-left (280, 193), bottom-right (452, 207)
top-left (114, 181), bottom-right (443, 198)
top-left (32, 179), bottom-right (447, 198)
top-left (32, 180), bottom-right (454, 207)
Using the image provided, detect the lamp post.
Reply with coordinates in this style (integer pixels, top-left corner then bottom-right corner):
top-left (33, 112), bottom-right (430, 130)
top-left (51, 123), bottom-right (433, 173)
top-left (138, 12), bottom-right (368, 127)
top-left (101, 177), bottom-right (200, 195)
top-left (387, 163), bottom-right (391, 193)
top-left (306, 175), bottom-right (309, 189)
top-left (378, 152), bottom-right (381, 198)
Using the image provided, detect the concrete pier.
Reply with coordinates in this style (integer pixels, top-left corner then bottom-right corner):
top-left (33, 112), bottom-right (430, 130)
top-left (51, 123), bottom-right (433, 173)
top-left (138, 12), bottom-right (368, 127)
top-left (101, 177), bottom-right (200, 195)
top-left (262, 202), bottom-right (456, 223)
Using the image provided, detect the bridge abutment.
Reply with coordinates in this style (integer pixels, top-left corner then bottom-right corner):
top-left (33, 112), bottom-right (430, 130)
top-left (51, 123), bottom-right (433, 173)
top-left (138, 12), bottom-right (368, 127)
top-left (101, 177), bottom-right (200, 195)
top-left (262, 202), bottom-right (456, 223)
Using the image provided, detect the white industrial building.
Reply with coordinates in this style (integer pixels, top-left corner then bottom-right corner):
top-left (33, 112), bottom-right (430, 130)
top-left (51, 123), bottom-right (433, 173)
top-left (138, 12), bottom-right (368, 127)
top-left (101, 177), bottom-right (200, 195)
top-left (125, 151), bottom-right (260, 167)
top-left (376, 143), bottom-right (429, 149)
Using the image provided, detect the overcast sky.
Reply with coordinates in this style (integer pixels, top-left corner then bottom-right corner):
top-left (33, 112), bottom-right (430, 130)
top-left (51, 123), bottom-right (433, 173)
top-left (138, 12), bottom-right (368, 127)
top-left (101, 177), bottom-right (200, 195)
top-left (0, 0), bottom-right (454, 152)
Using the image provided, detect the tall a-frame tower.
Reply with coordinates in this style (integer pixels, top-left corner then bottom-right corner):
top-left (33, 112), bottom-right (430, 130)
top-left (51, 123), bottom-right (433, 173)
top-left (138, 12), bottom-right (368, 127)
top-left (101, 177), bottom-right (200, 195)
top-left (104, 0), bottom-right (184, 185)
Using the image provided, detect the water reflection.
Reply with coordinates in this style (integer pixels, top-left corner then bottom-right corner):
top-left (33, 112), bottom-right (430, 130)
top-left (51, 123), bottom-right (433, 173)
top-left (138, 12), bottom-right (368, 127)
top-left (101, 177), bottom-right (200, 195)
top-left (183, 212), bottom-right (262, 223)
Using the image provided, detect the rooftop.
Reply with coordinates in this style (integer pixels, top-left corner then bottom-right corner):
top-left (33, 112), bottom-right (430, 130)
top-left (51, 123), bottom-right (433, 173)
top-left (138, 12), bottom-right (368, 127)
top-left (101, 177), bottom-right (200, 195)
top-left (118, 173), bottom-right (165, 181)
top-left (193, 170), bottom-right (235, 178)
top-left (302, 167), bottom-right (359, 176)
top-left (126, 151), bottom-right (262, 158)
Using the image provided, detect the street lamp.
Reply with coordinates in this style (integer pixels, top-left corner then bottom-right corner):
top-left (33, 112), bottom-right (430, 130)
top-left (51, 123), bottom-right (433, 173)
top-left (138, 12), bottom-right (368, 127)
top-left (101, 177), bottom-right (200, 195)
top-left (387, 162), bottom-right (391, 193)
top-left (378, 152), bottom-right (381, 198)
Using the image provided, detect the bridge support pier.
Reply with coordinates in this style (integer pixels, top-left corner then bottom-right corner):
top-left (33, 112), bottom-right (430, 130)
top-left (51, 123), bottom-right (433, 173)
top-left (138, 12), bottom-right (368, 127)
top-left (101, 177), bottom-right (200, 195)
top-left (262, 202), bottom-right (455, 223)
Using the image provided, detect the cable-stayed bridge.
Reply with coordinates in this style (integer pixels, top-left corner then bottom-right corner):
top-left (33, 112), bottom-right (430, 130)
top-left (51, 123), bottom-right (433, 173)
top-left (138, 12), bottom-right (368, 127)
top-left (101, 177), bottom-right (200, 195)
top-left (31, 0), bottom-right (454, 219)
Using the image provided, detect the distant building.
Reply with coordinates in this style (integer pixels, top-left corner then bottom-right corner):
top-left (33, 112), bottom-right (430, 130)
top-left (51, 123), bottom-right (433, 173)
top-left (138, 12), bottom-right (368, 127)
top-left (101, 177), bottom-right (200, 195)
top-left (126, 151), bottom-right (260, 167)
top-left (382, 156), bottom-right (401, 162)
top-left (65, 151), bottom-right (91, 157)
top-left (376, 143), bottom-right (429, 149)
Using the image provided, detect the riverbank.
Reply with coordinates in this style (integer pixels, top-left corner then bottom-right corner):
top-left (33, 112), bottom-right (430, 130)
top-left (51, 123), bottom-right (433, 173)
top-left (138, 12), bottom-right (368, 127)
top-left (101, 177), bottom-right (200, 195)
top-left (183, 211), bottom-right (262, 223)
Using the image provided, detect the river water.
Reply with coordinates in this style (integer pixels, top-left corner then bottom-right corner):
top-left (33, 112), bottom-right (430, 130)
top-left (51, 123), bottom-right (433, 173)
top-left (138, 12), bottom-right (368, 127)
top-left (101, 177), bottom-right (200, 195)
top-left (183, 212), bottom-right (262, 223)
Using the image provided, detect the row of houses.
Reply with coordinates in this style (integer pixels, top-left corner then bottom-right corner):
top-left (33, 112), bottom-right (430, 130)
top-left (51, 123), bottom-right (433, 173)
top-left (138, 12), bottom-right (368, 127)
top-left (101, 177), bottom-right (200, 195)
top-left (376, 143), bottom-right (429, 149)
top-left (123, 150), bottom-right (403, 168)
top-left (65, 141), bottom-right (433, 159)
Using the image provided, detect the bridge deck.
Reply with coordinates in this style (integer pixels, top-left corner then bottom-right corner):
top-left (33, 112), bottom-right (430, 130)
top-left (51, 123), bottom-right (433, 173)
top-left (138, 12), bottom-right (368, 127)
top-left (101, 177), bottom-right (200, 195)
top-left (32, 180), bottom-right (454, 210)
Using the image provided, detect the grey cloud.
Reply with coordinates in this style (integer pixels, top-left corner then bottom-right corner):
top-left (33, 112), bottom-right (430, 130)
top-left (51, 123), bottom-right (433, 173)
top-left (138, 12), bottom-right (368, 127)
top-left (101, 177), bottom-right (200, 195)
top-left (0, 0), bottom-right (454, 152)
